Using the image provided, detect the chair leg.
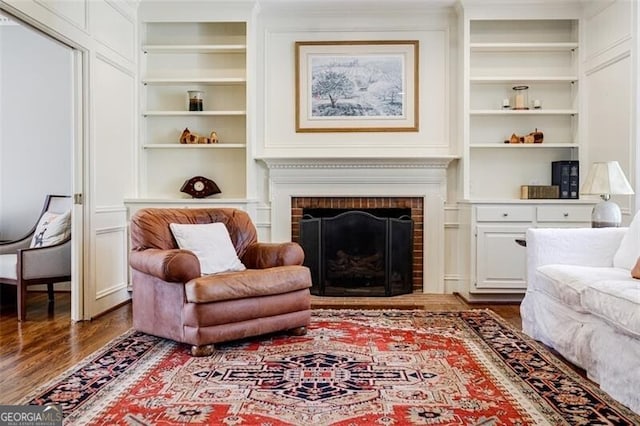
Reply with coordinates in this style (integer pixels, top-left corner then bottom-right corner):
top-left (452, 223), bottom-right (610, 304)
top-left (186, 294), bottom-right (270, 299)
top-left (288, 326), bottom-right (308, 336)
top-left (17, 281), bottom-right (27, 322)
top-left (47, 283), bottom-right (55, 304)
top-left (191, 344), bottom-right (216, 357)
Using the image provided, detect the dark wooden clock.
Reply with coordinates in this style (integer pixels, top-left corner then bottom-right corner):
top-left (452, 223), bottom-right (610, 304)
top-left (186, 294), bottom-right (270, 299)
top-left (180, 176), bottom-right (221, 198)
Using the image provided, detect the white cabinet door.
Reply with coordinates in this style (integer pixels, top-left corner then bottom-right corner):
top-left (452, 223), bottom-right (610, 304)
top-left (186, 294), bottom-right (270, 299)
top-left (475, 224), bottom-right (528, 291)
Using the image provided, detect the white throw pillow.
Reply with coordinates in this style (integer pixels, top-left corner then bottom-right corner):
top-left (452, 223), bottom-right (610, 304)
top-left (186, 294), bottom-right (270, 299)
top-left (30, 210), bottom-right (71, 248)
top-left (613, 211), bottom-right (640, 270)
top-left (169, 222), bottom-right (246, 275)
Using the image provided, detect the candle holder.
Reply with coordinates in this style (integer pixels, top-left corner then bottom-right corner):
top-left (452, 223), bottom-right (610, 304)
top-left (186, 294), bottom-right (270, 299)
top-left (187, 90), bottom-right (204, 112)
top-left (512, 85), bottom-right (529, 110)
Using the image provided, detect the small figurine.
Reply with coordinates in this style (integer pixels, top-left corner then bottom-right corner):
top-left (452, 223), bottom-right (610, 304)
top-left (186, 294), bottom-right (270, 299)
top-left (505, 129), bottom-right (543, 144)
top-left (179, 128), bottom-right (219, 144)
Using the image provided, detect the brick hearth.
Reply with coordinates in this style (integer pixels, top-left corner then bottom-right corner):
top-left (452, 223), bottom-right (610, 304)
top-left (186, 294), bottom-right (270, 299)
top-left (291, 196), bottom-right (424, 292)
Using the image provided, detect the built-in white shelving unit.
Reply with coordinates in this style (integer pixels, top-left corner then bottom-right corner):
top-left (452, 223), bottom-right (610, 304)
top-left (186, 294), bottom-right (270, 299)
top-left (463, 19), bottom-right (581, 200)
top-left (458, 13), bottom-right (594, 301)
top-left (139, 20), bottom-right (249, 200)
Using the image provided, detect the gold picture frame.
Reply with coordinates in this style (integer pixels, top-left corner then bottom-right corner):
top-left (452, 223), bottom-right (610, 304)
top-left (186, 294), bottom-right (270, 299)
top-left (295, 40), bottom-right (419, 133)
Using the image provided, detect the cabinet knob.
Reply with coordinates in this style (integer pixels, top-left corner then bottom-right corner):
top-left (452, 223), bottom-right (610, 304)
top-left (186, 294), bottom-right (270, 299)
top-left (502, 213), bottom-right (508, 217)
top-left (563, 212), bottom-right (569, 217)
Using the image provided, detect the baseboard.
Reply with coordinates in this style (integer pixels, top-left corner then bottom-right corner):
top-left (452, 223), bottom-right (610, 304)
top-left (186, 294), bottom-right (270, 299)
top-left (454, 291), bottom-right (524, 304)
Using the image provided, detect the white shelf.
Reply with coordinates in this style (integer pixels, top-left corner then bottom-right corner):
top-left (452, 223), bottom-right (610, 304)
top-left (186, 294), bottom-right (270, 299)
top-left (470, 42), bottom-right (578, 52)
top-left (142, 77), bottom-right (246, 85)
top-left (143, 110), bottom-right (246, 116)
top-left (143, 143), bottom-right (246, 149)
top-left (471, 143), bottom-right (578, 149)
top-left (470, 109), bottom-right (577, 115)
top-left (470, 76), bottom-right (577, 83)
top-left (143, 44), bottom-right (246, 53)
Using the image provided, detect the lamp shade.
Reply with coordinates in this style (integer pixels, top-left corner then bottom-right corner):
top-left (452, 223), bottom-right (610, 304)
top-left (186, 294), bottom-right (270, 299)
top-left (580, 161), bottom-right (634, 196)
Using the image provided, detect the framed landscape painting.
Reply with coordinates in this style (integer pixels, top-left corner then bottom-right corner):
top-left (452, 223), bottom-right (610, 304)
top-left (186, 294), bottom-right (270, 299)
top-left (295, 40), bottom-right (419, 133)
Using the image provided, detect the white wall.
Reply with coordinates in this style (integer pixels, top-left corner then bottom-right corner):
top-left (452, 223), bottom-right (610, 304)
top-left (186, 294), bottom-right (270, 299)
top-left (583, 0), bottom-right (637, 222)
top-left (0, 22), bottom-right (72, 240)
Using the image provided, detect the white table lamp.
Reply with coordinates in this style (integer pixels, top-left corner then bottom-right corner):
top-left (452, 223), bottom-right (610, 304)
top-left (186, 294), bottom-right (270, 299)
top-left (580, 161), bottom-right (634, 227)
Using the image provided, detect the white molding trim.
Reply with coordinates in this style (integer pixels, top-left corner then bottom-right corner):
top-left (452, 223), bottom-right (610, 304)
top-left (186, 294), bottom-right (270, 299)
top-left (584, 48), bottom-right (631, 76)
top-left (259, 157), bottom-right (456, 169)
top-left (0, 15), bottom-right (18, 26)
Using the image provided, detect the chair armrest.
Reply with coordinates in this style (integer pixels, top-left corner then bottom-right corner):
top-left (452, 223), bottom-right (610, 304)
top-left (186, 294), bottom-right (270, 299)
top-left (0, 236), bottom-right (32, 255)
top-left (526, 227), bottom-right (627, 288)
top-left (242, 242), bottom-right (304, 269)
top-left (18, 239), bottom-right (71, 280)
top-left (129, 248), bottom-right (201, 283)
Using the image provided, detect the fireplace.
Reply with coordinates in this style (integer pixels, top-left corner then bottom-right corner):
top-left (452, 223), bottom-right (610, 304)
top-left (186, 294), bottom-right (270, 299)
top-left (261, 157), bottom-right (454, 294)
top-left (300, 208), bottom-right (413, 297)
top-left (291, 197), bottom-right (423, 293)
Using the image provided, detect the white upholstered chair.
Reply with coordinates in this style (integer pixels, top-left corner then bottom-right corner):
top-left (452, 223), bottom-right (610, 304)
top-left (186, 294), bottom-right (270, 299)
top-left (0, 195), bottom-right (72, 321)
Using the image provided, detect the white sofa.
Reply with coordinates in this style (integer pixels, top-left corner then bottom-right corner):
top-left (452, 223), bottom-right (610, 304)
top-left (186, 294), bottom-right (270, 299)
top-left (521, 213), bottom-right (640, 414)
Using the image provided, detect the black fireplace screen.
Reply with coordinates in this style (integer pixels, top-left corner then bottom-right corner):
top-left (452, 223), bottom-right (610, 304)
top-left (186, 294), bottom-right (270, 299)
top-left (299, 209), bottom-right (413, 297)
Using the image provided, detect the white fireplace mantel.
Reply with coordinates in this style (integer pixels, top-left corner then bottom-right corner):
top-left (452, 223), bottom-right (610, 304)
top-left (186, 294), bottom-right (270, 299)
top-left (259, 156), bottom-right (456, 170)
top-left (258, 156), bottom-right (459, 294)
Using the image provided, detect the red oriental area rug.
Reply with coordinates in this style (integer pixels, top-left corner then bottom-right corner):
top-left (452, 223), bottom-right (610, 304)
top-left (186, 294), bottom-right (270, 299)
top-left (26, 310), bottom-right (639, 425)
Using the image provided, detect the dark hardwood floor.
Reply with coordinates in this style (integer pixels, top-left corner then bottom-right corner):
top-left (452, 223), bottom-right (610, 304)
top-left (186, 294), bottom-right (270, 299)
top-left (0, 290), bottom-right (523, 404)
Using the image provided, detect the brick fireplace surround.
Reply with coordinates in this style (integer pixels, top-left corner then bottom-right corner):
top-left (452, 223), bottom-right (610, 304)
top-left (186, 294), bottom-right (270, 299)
top-left (291, 196), bottom-right (424, 291)
top-left (259, 157), bottom-right (456, 294)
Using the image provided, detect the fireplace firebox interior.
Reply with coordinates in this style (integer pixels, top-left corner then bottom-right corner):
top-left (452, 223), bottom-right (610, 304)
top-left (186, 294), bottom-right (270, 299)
top-left (299, 208), bottom-right (413, 297)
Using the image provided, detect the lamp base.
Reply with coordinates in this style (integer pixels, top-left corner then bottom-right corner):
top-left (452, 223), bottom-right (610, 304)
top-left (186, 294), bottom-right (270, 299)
top-left (591, 199), bottom-right (622, 228)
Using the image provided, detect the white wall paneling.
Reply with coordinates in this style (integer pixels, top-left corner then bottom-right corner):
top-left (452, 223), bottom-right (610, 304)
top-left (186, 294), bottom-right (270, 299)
top-left (443, 203), bottom-right (462, 293)
top-left (585, 55), bottom-right (632, 213)
top-left (93, 55), bottom-right (135, 207)
top-left (90, 0), bottom-right (136, 63)
top-left (93, 222), bottom-right (128, 311)
top-left (583, 0), bottom-right (636, 220)
top-left (88, 54), bottom-right (135, 317)
top-left (259, 23), bottom-right (452, 158)
top-left (33, 0), bottom-right (86, 30)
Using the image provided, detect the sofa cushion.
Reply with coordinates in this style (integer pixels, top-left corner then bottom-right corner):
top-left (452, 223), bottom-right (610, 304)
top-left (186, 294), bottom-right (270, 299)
top-left (170, 222), bottom-right (246, 275)
top-left (613, 211), bottom-right (640, 270)
top-left (535, 264), bottom-right (631, 311)
top-left (185, 265), bottom-right (311, 303)
top-left (581, 280), bottom-right (640, 337)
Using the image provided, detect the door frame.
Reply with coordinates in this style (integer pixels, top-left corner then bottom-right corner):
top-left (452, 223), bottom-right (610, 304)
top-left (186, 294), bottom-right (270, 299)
top-left (0, 6), bottom-right (86, 321)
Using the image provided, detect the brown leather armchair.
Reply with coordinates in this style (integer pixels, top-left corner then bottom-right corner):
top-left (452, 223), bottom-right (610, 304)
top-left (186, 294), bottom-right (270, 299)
top-left (129, 207), bottom-right (312, 356)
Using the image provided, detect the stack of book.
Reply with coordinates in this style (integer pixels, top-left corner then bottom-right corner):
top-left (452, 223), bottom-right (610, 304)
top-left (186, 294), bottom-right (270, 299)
top-left (520, 185), bottom-right (560, 199)
top-left (552, 161), bottom-right (579, 199)
top-left (519, 161), bottom-right (579, 199)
